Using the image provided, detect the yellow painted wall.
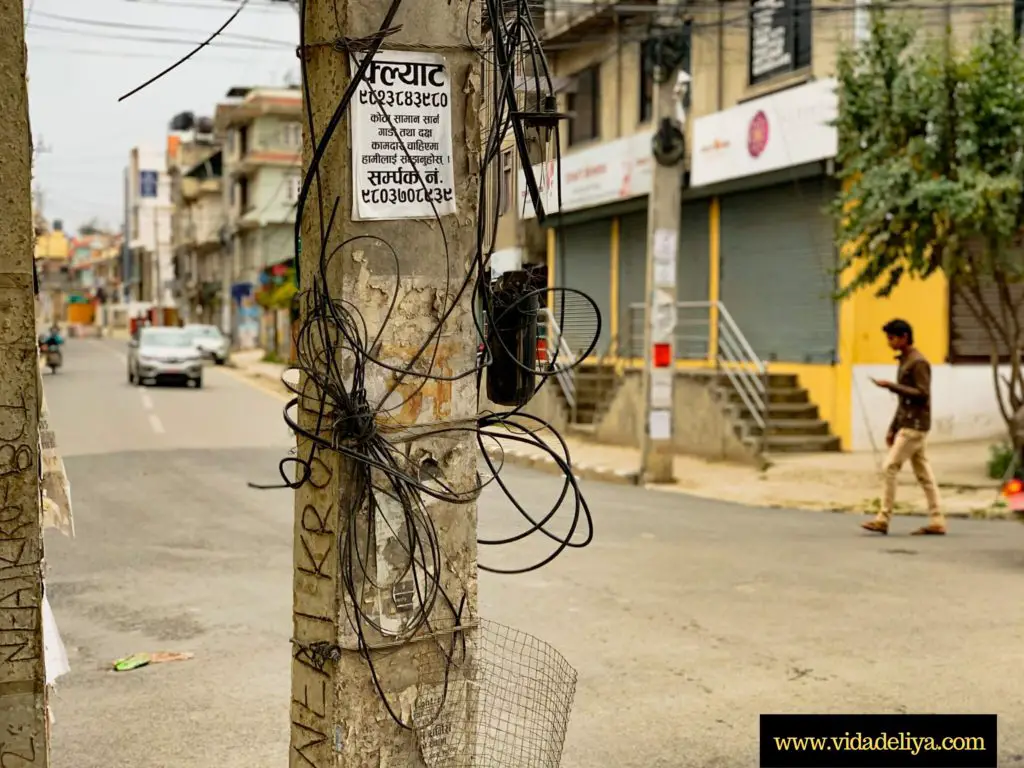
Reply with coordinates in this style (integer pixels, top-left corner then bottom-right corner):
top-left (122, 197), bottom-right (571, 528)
top-left (847, 272), bottom-right (949, 366)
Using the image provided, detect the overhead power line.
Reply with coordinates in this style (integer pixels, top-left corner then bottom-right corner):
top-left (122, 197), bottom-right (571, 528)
top-left (26, 22), bottom-right (293, 51)
top-left (30, 8), bottom-right (294, 47)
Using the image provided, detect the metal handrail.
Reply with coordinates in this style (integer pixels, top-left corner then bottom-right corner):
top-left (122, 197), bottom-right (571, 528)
top-left (539, 307), bottom-right (577, 410)
top-left (626, 299), bottom-right (770, 446)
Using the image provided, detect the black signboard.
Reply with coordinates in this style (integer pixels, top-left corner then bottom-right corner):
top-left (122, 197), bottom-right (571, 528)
top-left (749, 0), bottom-right (811, 85)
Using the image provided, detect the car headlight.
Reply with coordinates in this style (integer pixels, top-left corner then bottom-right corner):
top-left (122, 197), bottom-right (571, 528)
top-left (138, 355), bottom-right (156, 364)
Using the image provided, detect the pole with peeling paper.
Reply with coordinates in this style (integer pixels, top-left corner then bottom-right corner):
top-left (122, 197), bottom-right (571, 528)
top-left (0, 0), bottom-right (50, 763)
top-left (638, 28), bottom-right (690, 485)
top-left (289, 0), bottom-right (480, 766)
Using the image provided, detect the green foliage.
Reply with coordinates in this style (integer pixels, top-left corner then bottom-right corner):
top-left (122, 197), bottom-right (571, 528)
top-left (987, 440), bottom-right (1015, 480)
top-left (832, 17), bottom-right (1024, 298)
top-left (832, 16), bottom-right (1024, 439)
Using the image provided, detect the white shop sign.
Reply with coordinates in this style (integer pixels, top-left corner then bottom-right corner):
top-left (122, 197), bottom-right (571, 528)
top-left (689, 78), bottom-right (838, 188)
top-left (517, 130), bottom-right (654, 219)
top-left (349, 50), bottom-right (457, 220)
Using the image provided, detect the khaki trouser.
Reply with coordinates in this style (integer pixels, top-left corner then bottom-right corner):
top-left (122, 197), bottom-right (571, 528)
top-left (878, 427), bottom-right (944, 524)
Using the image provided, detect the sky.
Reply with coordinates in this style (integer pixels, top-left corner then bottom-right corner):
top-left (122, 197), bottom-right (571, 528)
top-left (25, 0), bottom-right (300, 234)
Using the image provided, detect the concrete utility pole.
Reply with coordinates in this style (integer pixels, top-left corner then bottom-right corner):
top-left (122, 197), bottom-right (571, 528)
top-left (638, 43), bottom-right (688, 484)
top-left (0, 0), bottom-right (50, 764)
top-left (291, 1), bottom-right (480, 766)
top-left (152, 210), bottom-right (163, 326)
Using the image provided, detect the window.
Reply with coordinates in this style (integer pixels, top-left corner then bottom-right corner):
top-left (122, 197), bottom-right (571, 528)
top-left (282, 122), bottom-right (302, 149)
top-left (498, 150), bottom-right (513, 216)
top-left (853, 0), bottom-right (871, 46)
top-left (1016, 0), bottom-right (1024, 39)
top-left (287, 173), bottom-right (302, 204)
top-left (749, 0), bottom-right (812, 85)
top-left (567, 65), bottom-right (600, 146)
top-left (238, 126), bottom-right (249, 158)
top-left (237, 178), bottom-right (249, 213)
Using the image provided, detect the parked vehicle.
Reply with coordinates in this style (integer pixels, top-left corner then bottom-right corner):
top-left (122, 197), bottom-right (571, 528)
top-left (184, 324), bottom-right (230, 365)
top-left (127, 327), bottom-right (204, 388)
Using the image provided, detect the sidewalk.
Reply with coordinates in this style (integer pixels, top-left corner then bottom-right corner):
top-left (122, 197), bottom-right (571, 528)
top-left (230, 351), bottom-right (1012, 520)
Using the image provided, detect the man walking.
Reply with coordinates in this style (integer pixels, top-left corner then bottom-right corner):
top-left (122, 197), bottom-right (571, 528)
top-left (861, 319), bottom-right (946, 536)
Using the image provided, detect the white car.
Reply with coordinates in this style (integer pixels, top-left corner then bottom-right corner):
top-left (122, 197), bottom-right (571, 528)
top-left (184, 324), bottom-right (230, 365)
top-left (128, 327), bottom-right (204, 388)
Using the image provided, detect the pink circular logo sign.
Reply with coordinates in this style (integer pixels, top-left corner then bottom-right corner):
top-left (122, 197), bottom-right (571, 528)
top-left (747, 110), bottom-right (769, 158)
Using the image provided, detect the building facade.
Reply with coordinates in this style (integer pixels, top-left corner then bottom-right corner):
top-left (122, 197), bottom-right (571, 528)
top-left (167, 112), bottom-right (226, 328)
top-left (126, 145), bottom-right (175, 314)
top-left (214, 86), bottom-right (302, 350)
top-left (489, 0), bottom-right (1017, 452)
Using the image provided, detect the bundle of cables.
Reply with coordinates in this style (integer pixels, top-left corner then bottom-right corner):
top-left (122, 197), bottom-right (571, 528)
top-left (119, 0), bottom-right (600, 732)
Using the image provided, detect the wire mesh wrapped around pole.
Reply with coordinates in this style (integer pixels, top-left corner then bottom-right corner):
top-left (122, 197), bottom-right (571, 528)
top-left (413, 619), bottom-right (577, 768)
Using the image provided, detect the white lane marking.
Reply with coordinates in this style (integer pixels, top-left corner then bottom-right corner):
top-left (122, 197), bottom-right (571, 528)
top-left (140, 392), bottom-right (154, 411)
top-left (148, 414), bottom-right (165, 434)
top-left (90, 338), bottom-right (128, 363)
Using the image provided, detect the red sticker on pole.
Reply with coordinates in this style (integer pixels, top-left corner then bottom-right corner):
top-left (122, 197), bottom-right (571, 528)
top-left (653, 343), bottom-right (671, 368)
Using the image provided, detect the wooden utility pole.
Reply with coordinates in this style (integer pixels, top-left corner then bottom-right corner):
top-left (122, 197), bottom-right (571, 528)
top-left (0, 0), bottom-right (50, 764)
top-left (290, 1), bottom-right (480, 766)
top-left (638, 44), bottom-right (687, 484)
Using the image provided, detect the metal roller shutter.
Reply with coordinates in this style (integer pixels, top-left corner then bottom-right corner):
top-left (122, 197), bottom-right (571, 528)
top-left (617, 202), bottom-right (710, 358)
top-left (719, 177), bottom-right (838, 363)
top-left (554, 218), bottom-right (612, 357)
top-left (618, 210), bottom-right (648, 358)
top-left (949, 277), bottom-right (1024, 362)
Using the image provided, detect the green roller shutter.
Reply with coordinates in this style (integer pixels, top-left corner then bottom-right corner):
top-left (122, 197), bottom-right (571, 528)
top-left (719, 178), bottom-right (837, 363)
top-left (617, 202), bottom-right (710, 359)
top-left (554, 218), bottom-right (612, 357)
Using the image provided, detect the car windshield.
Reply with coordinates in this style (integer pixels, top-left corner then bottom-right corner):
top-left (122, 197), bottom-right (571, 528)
top-left (141, 329), bottom-right (193, 349)
top-left (187, 326), bottom-right (221, 338)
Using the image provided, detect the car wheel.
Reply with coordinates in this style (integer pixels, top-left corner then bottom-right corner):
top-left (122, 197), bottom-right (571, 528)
top-left (193, 376), bottom-right (203, 389)
top-left (214, 356), bottom-right (226, 366)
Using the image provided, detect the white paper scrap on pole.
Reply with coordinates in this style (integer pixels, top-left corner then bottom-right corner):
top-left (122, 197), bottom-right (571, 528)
top-left (650, 368), bottom-right (673, 409)
top-left (649, 409), bottom-right (672, 441)
top-left (651, 288), bottom-right (677, 343)
top-left (43, 595), bottom-right (70, 686)
top-left (38, 395), bottom-right (74, 538)
top-left (350, 50), bottom-right (457, 220)
top-left (653, 228), bottom-right (678, 287)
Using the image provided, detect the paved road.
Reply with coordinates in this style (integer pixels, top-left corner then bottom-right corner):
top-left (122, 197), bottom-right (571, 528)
top-left (44, 338), bottom-right (1024, 767)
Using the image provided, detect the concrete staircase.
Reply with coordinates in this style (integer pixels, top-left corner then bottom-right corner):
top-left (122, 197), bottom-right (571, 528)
top-left (723, 371), bottom-right (841, 454)
top-left (560, 363), bottom-right (620, 429)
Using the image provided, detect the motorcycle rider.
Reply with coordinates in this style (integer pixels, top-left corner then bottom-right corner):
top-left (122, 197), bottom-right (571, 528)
top-left (40, 324), bottom-right (64, 349)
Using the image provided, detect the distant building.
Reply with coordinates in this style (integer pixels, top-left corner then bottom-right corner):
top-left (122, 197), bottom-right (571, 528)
top-left (167, 112), bottom-right (226, 327)
top-left (214, 85), bottom-right (302, 349)
top-left (125, 145), bottom-right (174, 310)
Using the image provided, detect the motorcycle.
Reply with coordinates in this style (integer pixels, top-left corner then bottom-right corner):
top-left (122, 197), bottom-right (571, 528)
top-left (39, 341), bottom-right (62, 374)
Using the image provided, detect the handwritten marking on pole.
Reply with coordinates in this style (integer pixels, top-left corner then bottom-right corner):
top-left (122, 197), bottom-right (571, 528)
top-left (291, 446), bottom-right (337, 768)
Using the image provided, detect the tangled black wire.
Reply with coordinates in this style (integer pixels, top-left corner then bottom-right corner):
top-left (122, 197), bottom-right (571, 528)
top-left (246, 0), bottom-right (597, 731)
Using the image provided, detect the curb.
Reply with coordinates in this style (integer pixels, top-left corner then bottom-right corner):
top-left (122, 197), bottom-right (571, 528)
top-left (484, 447), bottom-right (637, 486)
top-left (486, 448), bottom-right (1016, 520)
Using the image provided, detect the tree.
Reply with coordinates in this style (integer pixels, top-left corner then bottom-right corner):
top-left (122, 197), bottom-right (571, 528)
top-left (832, 16), bottom-right (1024, 447)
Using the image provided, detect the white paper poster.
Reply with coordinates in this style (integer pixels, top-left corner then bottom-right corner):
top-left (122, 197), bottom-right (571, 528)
top-left (651, 288), bottom-right (677, 344)
top-left (653, 228), bottom-right (678, 287)
top-left (650, 368), bottom-right (673, 409)
top-left (649, 409), bottom-right (672, 441)
top-left (350, 50), bottom-right (457, 220)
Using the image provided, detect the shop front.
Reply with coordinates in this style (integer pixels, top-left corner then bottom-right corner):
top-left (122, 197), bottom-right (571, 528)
top-left (689, 78), bottom-right (840, 365)
top-left (519, 130), bottom-right (655, 359)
